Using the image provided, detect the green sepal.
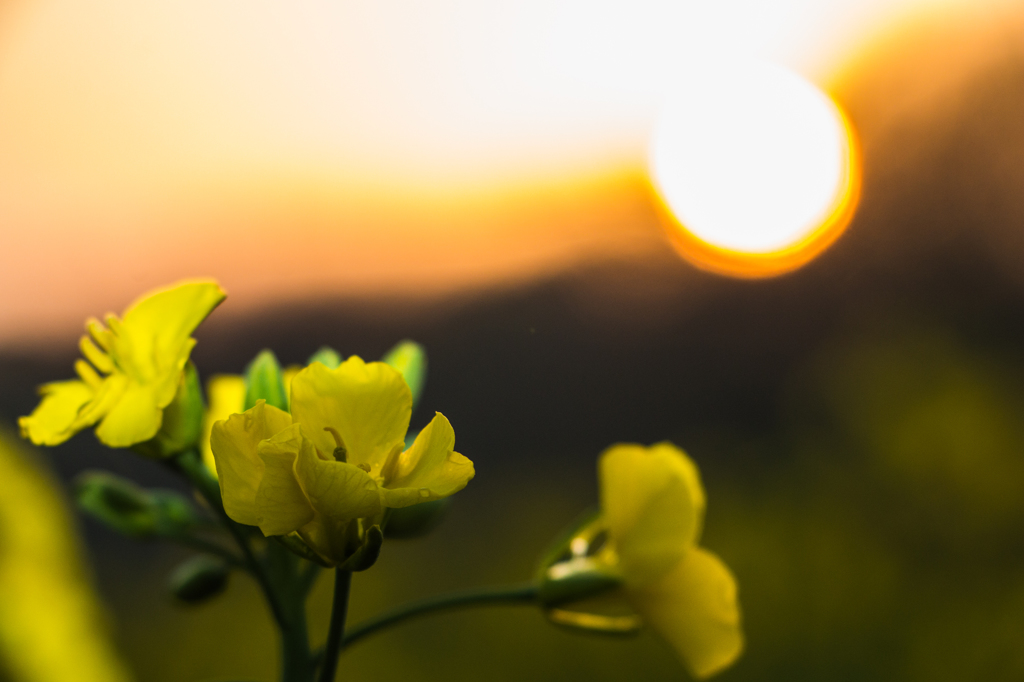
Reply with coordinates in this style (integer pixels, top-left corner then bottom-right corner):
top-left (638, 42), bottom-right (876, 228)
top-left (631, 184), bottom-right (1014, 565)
top-left (307, 346), bottom-right (342, 370)
top-left (243, 350), bottom-right (288, 411)
top-left (384, 497), bottom-right (451, 539)
top-left (534, 507), bottom-right (602, 579)
top-left (544, 607), bottom-right (642, 636)
top-left (341, 525), bottom-right (383, 572)
top-left (169, 555), bottom-right (230, 604)
top-left (382, 340), bottom-right (426, 410)
top-left (74, 470), bottom-right (201, 539)
top-left (534, 508), bottom-right (636, 634)
top-left (535, 507), bottom-right (623, 607)
top-left (272, 533), bottom-right (332, 567)
top-left (134, 362), bottom-right (205, 458)
top-left (538, 558), bottom-right (623, 607)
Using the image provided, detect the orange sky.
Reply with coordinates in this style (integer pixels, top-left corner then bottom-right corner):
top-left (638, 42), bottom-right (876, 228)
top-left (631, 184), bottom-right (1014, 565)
top-left (1, 166), bottom-right (665, 344)
top-left (0, 0), bottom-right (1019, 346)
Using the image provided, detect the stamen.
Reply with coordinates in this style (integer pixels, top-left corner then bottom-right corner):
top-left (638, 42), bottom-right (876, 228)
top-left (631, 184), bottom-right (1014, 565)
top-left (79, 336), bottom-right (114, 375)
top-left (103, 314), bottom-right (139, 378)
top-left (74, 359), bottom-right (103, 390)
top-left (86, 318), bottom-right (112, 352)
top-left (323, 427), bottom-right (348, 462)
top-left (105, 314), bottom-right (125, 338)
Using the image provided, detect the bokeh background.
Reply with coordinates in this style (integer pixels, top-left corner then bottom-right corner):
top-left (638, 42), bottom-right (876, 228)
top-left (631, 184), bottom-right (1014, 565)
top-left (3, 0), bottom-right (1024, 680)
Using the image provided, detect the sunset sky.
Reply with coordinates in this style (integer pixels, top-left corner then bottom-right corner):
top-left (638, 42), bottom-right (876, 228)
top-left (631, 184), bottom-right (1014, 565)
top-left (0, 0), bottom-right (1017, 344)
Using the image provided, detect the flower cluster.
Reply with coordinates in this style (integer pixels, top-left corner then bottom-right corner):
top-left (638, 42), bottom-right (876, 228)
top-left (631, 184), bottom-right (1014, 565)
top-left (210, 357), bottom-right (474, 565)
top-left (20, 281), bottom-right (225, 452)
top-left (541, 442), bottom-right (743, 679)
top-left (19, 279), bottom-right (743, 679)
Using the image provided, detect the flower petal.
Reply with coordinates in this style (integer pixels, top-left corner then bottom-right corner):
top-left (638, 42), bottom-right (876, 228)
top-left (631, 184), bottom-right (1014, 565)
top-left (71, 372), bottom-right (128, 433)
top-left (210, 401), bottom-right (292, 526)
top-left (200, 374), bottom-right (247, 477)
top-left (599, 442), bottom-right (705, 586)
top-left (289, 357), bottom-right (411, 469)
top-left (255, 425), bottom-right (315, 536)
top-left (293, 432), bottom-right (382, 524)
top-left (628, 547), bottom-right (743, 679)
top-left (18, 381), bottom-right (95, 446)
top-left (153, 337), bottom-right (196, 409)
top-left (293, 429), bottom-right (382, 563)
top-left (93, 380), bottom-right (165, 448)
top-left (119, 280), bottom-right (226, 379)
top-left (381, 412), bottom-right (474, 508)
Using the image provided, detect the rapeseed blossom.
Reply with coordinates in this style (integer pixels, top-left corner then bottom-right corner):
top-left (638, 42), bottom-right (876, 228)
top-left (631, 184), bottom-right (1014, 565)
top-left (20, 280), bottom-right (225, 451)
top-left (545, 442), bottom-right (743, 678)
top-left (199, 374), bottom-right (246, 476)
top-left (210, 356), bottom-right (473, 565)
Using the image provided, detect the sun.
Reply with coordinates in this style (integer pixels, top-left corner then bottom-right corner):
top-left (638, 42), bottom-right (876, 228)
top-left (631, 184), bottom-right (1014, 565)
top-left (649, 60), bottom-right (860, 278)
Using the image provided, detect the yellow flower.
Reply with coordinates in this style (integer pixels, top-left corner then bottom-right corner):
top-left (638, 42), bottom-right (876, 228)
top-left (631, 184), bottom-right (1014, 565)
top-left (198, 364), bottom-right (303, 476)
top-left (545, 442), bottom-right (743, 679)
top-left (210, 356), bottom-right (474, 565)
top-left (19, 280), bottom-right (226, 450)
top-left (199, 374), bottom-right (247, 475)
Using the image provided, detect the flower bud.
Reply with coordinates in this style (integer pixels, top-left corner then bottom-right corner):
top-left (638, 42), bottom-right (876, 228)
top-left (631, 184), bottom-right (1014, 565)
top-left (307, 346), bottom-right (342, 369)
top-left (344, 525), bottom-right (384, 572)
top-left (74, 471), bottom-right (200, 539)
top-left (169, 556), bottom-right (230, 604)
top-left (382, 340), bottom-right (426, 409)
top-left (244, 350), bottom-right (288, 411)
top-left (273, 532), bottom-right (332, 567)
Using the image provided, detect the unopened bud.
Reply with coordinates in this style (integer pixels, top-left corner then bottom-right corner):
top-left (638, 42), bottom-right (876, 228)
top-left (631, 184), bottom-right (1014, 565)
top-left (74, 471), bottom-right (200, 539)
top-left (382, 340), bottom-right (426, 409)
top-left (307, 346), bottom-right (342, 370)
top-left (344, 525), bottom-right (384, 572)
top-left (169, 556), bottom-right (230, 604)
top-left (244, 350), bottom-right (288, 411)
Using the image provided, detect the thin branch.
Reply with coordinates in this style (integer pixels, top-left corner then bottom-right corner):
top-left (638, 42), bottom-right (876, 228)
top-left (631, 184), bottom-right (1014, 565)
top-left (317, 569), bottom-right (352, 682)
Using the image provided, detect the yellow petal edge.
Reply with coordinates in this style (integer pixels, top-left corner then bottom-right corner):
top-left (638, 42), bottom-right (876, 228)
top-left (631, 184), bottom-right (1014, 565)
top-left (598, 442), bottom-right (743, 678)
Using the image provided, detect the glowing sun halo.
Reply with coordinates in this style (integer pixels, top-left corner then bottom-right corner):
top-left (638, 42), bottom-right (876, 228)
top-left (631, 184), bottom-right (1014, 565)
top-left (649, 60), bottom-right (860, 278)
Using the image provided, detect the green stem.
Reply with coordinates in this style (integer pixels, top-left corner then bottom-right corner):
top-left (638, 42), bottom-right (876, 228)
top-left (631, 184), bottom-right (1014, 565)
top-left (222, 515), bottom-right (291, 631)
top-left (280, 587), bottom-right (313, 682)
top-left (313, 582), bottom-right (539, 666)
top-left (317, 569), bottom-right (352, 682)
top-left (299, 561), bottom-right (323, 597)
top-left (170, 450), bottom-right (291, 631)
top-left (266, 540), bottom-right (313, 682)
